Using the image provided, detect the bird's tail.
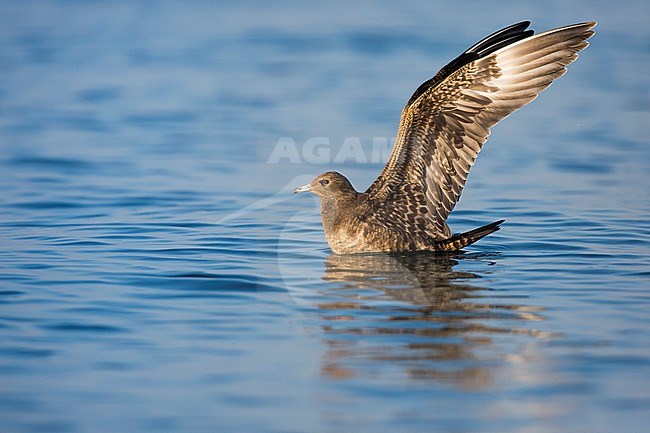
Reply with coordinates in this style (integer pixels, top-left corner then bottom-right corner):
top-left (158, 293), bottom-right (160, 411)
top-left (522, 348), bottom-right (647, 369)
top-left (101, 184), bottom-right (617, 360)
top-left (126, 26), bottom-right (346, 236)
top-left (436, 219), bottom-right (505, 251)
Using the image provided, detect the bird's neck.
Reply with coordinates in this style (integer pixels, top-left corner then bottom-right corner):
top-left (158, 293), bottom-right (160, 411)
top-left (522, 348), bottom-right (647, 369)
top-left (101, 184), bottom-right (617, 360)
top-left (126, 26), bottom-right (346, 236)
top-left (320, 193), bottom-right (360, 236)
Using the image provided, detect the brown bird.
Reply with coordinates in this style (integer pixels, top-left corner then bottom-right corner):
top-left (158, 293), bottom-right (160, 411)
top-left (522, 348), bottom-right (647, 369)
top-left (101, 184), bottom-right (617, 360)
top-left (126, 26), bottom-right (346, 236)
top-left (293, 21), bottom-right (596, 254)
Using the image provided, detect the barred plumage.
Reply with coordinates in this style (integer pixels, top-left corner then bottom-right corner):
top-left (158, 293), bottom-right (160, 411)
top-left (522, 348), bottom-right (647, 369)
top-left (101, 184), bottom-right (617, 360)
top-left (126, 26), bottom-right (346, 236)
top-left (294, 21), bottom-right (596, 254)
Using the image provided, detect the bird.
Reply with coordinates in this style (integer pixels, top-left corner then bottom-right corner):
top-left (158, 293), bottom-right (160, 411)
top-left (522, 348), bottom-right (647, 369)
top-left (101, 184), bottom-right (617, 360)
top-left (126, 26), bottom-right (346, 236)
top-left (293, 21), bottom-right (596, 254)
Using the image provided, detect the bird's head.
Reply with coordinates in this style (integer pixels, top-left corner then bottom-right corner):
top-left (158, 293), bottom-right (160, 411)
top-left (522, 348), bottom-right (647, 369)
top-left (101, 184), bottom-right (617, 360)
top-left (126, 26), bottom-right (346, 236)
top-left (293, 171), bottom-right (357, 199)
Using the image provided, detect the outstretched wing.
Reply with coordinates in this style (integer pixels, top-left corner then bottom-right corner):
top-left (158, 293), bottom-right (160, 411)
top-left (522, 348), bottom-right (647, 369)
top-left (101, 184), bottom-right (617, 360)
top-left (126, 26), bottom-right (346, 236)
top-left (366, 21), bottom-right (596, 239)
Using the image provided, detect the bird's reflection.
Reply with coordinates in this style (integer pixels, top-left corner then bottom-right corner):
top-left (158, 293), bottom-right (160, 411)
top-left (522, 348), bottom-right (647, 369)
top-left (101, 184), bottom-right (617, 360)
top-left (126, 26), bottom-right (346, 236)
top-left (317, 252), bottom-right (549, 389)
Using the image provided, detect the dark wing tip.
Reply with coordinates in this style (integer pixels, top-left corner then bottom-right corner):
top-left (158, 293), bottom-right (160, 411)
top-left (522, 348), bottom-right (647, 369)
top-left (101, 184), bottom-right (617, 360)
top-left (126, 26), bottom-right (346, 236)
top-left (406, 22), bottom-right (535, 107)
top-left (466, 21), bottom-right (532, 55)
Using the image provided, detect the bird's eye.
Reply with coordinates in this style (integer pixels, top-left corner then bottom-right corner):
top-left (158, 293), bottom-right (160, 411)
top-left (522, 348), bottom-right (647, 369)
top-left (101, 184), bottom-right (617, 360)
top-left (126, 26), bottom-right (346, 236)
top-left (320, 179), bottom-right (330, 186)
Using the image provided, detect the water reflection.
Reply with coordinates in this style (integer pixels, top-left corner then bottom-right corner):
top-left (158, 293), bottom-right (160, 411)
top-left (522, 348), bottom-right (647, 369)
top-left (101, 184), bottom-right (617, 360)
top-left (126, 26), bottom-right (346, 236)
top-left (318, 253), bottom-right (549, 388)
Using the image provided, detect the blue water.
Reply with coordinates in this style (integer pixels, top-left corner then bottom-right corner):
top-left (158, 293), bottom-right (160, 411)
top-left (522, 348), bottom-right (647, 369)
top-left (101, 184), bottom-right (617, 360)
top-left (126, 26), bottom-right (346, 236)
top-left (1, 1), bottom-right (649, 432)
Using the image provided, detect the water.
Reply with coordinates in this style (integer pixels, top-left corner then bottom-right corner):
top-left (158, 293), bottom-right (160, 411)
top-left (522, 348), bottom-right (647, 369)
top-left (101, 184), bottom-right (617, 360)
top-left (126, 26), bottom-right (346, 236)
top-left (1, 1), bottom-right (649, 432)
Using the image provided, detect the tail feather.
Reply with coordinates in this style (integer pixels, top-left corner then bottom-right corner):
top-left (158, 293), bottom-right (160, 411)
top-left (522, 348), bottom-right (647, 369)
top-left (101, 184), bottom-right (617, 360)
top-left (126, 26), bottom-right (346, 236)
top-left (436, 219), bottom-right (505, 251)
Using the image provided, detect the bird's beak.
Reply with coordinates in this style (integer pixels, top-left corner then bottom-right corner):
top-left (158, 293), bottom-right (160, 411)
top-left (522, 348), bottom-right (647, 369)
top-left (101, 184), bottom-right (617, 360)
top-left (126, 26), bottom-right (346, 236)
top-left (293, 183), bottom-right (312, 194)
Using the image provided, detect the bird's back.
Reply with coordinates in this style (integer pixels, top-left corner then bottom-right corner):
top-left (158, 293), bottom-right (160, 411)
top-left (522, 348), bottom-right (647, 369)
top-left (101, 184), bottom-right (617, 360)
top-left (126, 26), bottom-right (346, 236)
top-left (324, 193), bottom-right (504, 253)
top-left (324, 192), bottom-right (447, 254)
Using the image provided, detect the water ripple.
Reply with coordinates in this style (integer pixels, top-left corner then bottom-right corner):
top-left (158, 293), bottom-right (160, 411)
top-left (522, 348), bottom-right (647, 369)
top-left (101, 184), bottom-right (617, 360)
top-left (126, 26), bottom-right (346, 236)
top-left (0, 4), bottom-right (648, 433)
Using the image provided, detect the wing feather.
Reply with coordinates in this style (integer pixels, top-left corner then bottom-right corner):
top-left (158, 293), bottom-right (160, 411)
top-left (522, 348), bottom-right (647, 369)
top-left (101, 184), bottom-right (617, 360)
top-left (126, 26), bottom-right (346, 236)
top-left (366, 22), bottom-right (595, 239)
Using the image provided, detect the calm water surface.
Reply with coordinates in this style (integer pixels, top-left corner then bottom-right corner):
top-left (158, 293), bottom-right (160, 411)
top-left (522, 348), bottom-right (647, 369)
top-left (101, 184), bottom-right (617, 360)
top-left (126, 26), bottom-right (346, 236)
top-left (1, 1), bottom-right (649, 432)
